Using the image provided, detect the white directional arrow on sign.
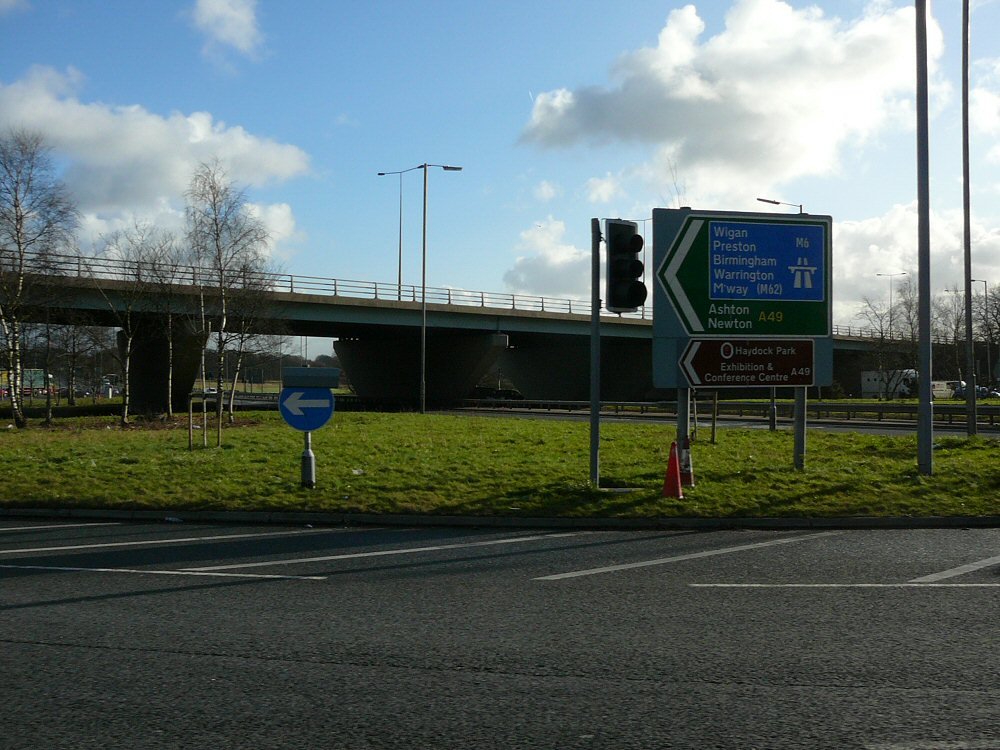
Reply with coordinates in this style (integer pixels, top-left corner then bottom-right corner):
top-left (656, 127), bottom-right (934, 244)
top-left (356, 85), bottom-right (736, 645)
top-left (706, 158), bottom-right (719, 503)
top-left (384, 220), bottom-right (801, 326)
top-left (680, 340), bottom-right (704, 385)
top-left (282, 391), bottom-right (332, 416)
top-left (661, 218), bottom-right (704, 333)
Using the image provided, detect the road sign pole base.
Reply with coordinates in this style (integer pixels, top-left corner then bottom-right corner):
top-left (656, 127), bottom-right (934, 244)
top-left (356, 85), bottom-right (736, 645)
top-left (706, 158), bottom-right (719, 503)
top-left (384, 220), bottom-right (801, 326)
top-left (301, 432), bottom-right (316, 489)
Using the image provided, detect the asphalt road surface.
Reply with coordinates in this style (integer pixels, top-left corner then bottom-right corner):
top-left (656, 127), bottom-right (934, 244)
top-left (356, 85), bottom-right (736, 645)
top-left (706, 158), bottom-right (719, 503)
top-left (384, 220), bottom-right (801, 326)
top-left (2, 520), bottom-right (998, 749)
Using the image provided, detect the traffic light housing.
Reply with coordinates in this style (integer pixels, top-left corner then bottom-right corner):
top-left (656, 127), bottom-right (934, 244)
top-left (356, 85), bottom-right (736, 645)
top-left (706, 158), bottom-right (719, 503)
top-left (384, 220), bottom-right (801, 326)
top-left (605, 219), bottom-right (647, 313)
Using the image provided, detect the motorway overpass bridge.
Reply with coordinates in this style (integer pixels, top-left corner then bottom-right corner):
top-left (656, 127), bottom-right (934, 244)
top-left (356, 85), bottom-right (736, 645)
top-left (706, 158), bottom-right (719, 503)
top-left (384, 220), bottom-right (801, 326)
top-left (30, 254), bottom-right (924, 411)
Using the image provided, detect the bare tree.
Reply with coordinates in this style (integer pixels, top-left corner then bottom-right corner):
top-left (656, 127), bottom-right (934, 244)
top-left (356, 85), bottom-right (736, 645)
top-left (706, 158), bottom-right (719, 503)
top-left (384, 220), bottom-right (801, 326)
top-left (92, 222), bottom-right (171, 425)
top-left (0, 129), bottom-right (78, 427)
top-left (934, 289), bottom-right (966, 379)
top-left (856, 296), bottom-right (913, 399)
top-left (976, 283), bottom-right (1000, 386)
top-left (144, 229), bottom-right (187, 418)
top-left (185, 160), bottom-right (270, 445)
top-left (222, 254), bottom-right (279, 422)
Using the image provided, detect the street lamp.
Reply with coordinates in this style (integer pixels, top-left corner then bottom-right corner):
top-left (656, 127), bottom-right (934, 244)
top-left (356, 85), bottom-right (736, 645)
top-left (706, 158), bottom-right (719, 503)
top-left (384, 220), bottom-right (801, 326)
top-left (876, 271), bottom-right (907, 338)
top-left (378, 163), bottom-right (463, 412)
top-left (756, 197), bottom-right (804, 214)
top-left (378, 165), bottom-right (424, 300)
top-left (972, 278), bottom-right (992, 387)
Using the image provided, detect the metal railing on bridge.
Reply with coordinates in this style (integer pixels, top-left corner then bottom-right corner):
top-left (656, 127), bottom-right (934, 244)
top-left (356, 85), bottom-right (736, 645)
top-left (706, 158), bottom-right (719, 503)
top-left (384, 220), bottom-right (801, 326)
top-left (26, 249), bottom-right (959, 342)
top-left (34, 250), bottom-right (650, 320)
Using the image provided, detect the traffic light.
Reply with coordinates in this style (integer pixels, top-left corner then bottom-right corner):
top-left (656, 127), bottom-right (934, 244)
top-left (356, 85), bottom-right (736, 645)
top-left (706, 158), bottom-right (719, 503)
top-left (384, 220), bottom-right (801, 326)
top-left (605, 219), bottom-right (647, 313)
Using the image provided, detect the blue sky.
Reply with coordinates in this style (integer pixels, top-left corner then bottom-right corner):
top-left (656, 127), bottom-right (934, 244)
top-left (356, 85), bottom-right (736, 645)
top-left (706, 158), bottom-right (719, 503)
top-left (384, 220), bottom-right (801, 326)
top-left (3, 0), bottom-right (1000, 331)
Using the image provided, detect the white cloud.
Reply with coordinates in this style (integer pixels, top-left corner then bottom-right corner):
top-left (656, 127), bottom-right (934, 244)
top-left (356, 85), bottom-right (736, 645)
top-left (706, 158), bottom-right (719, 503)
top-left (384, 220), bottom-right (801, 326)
top-left (972, 58), bottom-right (1000, 164)
top-left (533, 180), bottom-right (559, 202)
top-left (833, 202), bottom-right (1000, 325)
top-left (585, 174), bottom-right (623, 204)
top-left (191, 0), bottom-right (263, 60)
top-left (522, 0), bottom-right (946, 207)
top-left (502, 218), bottom-right (590, 298)
top-left (248, 202), bottom-right (304, 262)
top-left (0, 66), bottom-right (310, 253)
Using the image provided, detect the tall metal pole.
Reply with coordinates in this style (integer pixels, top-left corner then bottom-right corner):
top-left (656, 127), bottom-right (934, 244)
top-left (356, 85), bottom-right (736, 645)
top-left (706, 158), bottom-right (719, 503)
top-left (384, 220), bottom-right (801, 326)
top-left (397, 172), bottom-right (404, 300)
top-left (916, 0), bottom-right (933, 474)
top-left (589, 219), bottom-right (602, 487)
top-left (420, 164), bottom-right (428, 414)
top-left (378, 167), bottom-right (418, 301)
top-left (380, 163), bottom-right (460, 413)
top-left (962, 0), bottom-right (977, 435)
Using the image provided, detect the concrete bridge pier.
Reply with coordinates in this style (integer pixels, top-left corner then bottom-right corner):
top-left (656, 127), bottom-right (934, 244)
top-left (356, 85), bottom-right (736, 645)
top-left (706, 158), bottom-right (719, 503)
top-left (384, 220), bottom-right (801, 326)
top-left (334, 332), bottom-right (508, 406)
top-left (123, 318), bottom-right (208, 414)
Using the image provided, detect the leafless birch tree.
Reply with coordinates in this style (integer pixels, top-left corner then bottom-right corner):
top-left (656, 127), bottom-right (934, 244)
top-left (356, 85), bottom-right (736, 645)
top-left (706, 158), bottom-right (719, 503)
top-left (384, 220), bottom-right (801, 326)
top-left (0, 129), bottom-right (78, 427)
top-left (185, 160), bottom-right (270, 445)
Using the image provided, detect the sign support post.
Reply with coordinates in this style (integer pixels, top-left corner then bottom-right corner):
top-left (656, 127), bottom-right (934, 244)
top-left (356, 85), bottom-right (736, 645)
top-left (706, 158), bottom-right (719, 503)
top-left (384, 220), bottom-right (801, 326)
top-left (589, 218), bottom-right (601, 487)
top-left (302, 432), bottom-right (316, 489)
top-left (793, 387), bottom-right (807, 470)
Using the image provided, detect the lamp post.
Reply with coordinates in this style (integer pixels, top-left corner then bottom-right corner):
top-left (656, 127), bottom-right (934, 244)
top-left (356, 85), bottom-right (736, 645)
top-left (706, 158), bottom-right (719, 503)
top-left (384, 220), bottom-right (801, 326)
top-left (876, 272), bottom-right (907, 339)
top-left (378, 165), bottom-right (424, 300)
top-left (414, 163), bottom-right (463, 414)
top-left (378, 163), bottom-right (463, 412)
top-left (972, 278), bottom-right (992, 387)
top-left (756, 197), bottom-right (804, 214)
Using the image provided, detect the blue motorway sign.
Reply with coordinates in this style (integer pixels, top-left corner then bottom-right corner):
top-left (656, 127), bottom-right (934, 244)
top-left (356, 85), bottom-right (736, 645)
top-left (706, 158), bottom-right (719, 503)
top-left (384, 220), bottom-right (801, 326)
top-left (708, 221), bottom-right (826, 303)
top-left (279, 387), bottom-right (334, 432)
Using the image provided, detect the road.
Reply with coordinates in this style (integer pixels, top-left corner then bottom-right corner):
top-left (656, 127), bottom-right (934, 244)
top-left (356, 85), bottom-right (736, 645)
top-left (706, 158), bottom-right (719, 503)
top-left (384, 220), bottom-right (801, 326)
top-left (2, 520), bottom-right (998, 749)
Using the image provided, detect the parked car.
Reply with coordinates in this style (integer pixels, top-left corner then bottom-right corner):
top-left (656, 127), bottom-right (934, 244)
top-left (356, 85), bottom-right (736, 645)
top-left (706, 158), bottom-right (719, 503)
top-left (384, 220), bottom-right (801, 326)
top-left (953, 384), bottom-right (1000, 399)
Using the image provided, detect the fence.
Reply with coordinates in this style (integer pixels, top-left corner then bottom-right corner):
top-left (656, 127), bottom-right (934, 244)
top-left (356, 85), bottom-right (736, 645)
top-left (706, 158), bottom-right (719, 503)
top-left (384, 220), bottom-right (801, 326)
top-left (23, 249), bottom-right (961, 342)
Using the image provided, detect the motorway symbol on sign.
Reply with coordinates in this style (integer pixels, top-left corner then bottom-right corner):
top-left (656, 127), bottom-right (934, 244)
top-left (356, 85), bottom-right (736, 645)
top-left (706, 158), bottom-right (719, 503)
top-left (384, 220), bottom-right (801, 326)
top-left (279, 387), bottom-right (334, 432)
top-left (658, 215), bottom-right (830, 337)
top-left (680, 338), bottom-right (815, 388)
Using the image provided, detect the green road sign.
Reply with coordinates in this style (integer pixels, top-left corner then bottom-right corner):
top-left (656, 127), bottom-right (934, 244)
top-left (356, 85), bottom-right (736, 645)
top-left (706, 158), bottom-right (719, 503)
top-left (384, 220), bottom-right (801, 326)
top-left (657, 213), bottom-right (831, 337)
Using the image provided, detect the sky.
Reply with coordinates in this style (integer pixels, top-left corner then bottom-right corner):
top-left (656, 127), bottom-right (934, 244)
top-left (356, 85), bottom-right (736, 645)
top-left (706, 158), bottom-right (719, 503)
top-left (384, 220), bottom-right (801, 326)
top-left (3, 0), bottom-right (1000, 333)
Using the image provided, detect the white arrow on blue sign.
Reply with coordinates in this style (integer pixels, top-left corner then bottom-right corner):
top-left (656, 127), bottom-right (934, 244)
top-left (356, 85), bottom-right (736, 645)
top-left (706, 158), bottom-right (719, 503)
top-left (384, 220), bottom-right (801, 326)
top-left (279, 387), bottom-right (334, 432)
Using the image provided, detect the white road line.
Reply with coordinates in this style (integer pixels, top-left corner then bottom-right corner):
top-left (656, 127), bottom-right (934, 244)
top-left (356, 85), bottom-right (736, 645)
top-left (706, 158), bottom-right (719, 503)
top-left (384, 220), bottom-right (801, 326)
top-left (0, 522), bottom-right (123, 532)
top-left (0, 563), bottom-right (325, 580)
top-left (534, 532), bottom-right (842, 581)
top-left (909, 554), bottom-right (1000, 583)
top-left (184, 532), bottom-right (581, 571)
top-left (882, 743), bottom-right (1000, 749)
top-left (0, 527), bottom-right (341, 556)
top-left (691, 583), bottom-right (1000, 588)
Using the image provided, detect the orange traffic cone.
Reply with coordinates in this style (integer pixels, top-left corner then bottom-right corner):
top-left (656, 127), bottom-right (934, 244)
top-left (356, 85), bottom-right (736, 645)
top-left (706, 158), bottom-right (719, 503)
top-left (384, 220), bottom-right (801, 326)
top-left (679, 436), bottom-right (695, 487)
top-left (663, 441), bottom-right (684, 498)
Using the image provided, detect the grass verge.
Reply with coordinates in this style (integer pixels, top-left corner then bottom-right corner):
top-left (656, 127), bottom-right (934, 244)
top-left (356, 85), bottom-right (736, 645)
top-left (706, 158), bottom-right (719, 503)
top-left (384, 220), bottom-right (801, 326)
top-left (2, 411), bottom-right (999, 518)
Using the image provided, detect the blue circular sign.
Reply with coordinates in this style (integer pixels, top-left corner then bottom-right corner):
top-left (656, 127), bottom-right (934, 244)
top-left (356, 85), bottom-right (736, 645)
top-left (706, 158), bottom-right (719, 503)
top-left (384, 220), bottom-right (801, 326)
top-left (279, 387), bottom-right (334, 431)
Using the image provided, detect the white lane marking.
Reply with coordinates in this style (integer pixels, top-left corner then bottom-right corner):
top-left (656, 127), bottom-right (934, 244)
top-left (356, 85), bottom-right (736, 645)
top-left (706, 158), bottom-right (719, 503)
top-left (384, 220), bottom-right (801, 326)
top-left (0, 563), bottom-right (325, 580)
top-left (909, 554), bottom-right (1000, 583)
top-left (0, 527), bottom-right (344, 556)
top-left (691, 583), bottom-right (1000, 588)
top-left (534, 532), bottom-right (841, 581)
top-left (878, 743), bottom-right (1000, 749)
top-left (0, 522), bottom-right (123, 532)
top-left (184, 532), bottom-right (581, 571)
